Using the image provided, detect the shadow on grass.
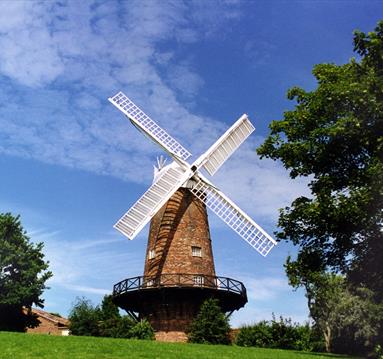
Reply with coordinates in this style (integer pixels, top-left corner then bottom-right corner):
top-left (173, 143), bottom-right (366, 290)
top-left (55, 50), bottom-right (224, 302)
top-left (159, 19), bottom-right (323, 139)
top-left (293, 351), bottom-right (360, 358)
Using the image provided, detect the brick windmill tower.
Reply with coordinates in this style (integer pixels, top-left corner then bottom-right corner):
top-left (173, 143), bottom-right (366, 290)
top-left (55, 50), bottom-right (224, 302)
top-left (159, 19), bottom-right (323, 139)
top-left (109, 92), bottom-right (276, 341)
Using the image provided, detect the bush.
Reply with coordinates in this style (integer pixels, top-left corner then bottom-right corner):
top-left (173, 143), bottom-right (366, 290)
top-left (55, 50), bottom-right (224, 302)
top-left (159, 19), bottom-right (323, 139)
top-left (293, 323), bottom-right (315, 351)
top-left (98, 316), bottom-right (136, 338)
top-left (236, 315), bottom-right (317, 351)
top-left (69, 295), bottom-right (155, 340)
top-left (374, 344), bottom-right (383, 359)
top-left (128, 319), bottom-right (155, 340)
top-left (269, 315), bottom-right (303, 350)
top-left (188, 298), bottom-right (230, 345)
top-left (235, 321), bottom-right (272, 347)
top-left (68, 297), bottom-right (101, 336)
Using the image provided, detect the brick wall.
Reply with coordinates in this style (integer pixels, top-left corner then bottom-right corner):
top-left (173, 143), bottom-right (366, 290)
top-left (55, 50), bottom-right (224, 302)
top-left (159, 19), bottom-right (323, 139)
top-left (155, 330), bottom-right (188, 342)
top-left (26, 308), bottom-right (69, 336)
top-left (26, 317), bottom-right (68, 335)
top-left (140, 188), bottom-right (217, 338)
top-left (144, 188), bottom-right (216, 278)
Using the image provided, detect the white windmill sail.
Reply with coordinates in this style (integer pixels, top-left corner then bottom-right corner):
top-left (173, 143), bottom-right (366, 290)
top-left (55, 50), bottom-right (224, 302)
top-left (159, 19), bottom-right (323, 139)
top-left (108, 92), bottom-right (192, 161)
top-left (109, 90), bottom-right (277, 256)
top-left (114, 163), bottom-right (191, 240)
top-left (190, 177), bottom-right (277, 257)
top-left (194, 114), bottom-right (254, 176)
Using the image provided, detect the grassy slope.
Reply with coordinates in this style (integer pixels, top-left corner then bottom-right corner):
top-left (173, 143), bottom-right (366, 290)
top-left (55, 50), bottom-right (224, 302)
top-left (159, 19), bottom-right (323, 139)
top-left (0, 332), bottom-right (357, 359)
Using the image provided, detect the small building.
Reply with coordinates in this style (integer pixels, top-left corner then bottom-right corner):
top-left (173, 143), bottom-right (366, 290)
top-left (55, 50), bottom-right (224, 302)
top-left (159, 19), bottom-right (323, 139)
top-left (26, 308), bottom-right (70, 336)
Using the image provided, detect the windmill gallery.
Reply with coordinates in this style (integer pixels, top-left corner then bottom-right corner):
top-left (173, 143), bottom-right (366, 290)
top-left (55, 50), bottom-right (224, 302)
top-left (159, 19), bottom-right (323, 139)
top-left (108, 92), bottom-right (277, 341)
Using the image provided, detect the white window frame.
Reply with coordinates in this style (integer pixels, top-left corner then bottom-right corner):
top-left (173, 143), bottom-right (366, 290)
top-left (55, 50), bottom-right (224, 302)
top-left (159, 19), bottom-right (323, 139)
top-left (193, 275), bottom-right (204, 286)
top-left (148, 249), bottom-right (155, 259)
top-left (191, 246), bottom-right (202, 257)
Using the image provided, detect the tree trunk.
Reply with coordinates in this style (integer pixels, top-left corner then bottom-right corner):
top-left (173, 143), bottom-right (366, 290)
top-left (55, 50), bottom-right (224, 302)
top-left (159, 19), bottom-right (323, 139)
top-left (323, 324), bottom-right (331, 353)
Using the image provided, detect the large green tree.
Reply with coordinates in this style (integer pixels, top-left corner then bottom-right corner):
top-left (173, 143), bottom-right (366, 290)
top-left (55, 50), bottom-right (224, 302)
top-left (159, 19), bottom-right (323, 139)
top-left (257, 21), bottom-right (383, 299)
top-left (0, 213), bottom-right (52, 331)
top-left (286, 255), bottom-right (382, 354)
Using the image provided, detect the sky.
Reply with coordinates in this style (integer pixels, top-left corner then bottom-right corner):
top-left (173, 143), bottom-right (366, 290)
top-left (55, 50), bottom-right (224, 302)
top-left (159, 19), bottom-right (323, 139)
top-left (0, 0), bottom-right (381, 327)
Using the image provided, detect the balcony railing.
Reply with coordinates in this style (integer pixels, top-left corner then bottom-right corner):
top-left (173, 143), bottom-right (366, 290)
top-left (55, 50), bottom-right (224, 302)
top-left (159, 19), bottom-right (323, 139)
top-left (113, 274), bottom-right (246, 298)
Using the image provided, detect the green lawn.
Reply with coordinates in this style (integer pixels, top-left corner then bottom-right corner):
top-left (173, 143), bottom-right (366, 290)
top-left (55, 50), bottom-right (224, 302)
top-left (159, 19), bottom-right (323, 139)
top-left (0, 332), bottom-right (358, 359)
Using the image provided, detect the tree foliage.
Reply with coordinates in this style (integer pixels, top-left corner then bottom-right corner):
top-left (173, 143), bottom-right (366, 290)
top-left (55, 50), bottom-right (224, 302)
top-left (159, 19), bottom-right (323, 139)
top-left (99, 294), bottom-right (120, 321)
top-left (188, 298), bottom-right (230, 344)
top-left (285, 256), bottom-right (383, 355)
top-left (68, 297), bottom-right (101, 336)
top-left (68, 295), bottom-right (154, 340)
top-left (235, 316), bottom-right (315, 351)
top-left (0, 213), bottom-right (52, 331)
top-left (257, 21), bottom-right (383, 297)
top-left (235, 321), bottom-right (272, 348)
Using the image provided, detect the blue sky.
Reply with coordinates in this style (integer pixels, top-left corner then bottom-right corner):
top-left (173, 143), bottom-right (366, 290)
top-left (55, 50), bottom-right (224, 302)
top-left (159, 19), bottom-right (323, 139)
top-left (0, 0), bottom-right (381, 327)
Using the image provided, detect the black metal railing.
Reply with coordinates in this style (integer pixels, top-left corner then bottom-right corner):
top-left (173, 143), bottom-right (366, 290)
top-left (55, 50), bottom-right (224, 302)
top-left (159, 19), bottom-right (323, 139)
top-left (113, 274), bottom-right (246, 298)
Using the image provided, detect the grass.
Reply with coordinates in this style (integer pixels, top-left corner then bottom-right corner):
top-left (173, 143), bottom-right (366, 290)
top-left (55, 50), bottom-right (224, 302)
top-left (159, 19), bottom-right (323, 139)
top-left (0, 331), bottom-right (358, 359)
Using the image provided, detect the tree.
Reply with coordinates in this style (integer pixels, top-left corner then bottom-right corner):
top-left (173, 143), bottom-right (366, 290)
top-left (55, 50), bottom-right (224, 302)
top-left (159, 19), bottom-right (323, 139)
top-left (257, 21), bottom-right (383, 298)
top-left (99, 294), bottom-right (120, 321)
top-left (332, 286), bottom-right (383, 355)
top-left (0, 213), bottom-right (52, 331)
top-left (285, 255), bottom-right (383, 354)
top-left (188, 298), bottom-right (230, 344)
top-left (285, 255), bottom-right (344, 352)
top-left (69, 295), bottom-right (153, 339)
top-left (68, 297), bottom-right (101, 336)
top-left (97, 294), bottom-right (137, 338)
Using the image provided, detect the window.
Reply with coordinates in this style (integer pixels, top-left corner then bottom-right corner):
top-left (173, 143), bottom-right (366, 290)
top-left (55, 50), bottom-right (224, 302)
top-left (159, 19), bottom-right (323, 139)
top-left (148, 249), bottom-right (155, 259)
top-left (191, 246), bottom-right (202, 257)
top-left (193, 275), bottom-right (204, 286)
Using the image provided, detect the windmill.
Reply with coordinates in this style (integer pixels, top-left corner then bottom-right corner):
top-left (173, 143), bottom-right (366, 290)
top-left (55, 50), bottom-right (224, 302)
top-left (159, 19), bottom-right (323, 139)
top-left (108, 91), bottom-right (277, 341)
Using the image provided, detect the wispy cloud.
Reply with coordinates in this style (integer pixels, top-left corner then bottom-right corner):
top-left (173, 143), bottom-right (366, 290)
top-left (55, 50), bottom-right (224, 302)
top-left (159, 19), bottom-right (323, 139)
top-left (30, 227), bottom-right (142, 294)
top-left (62, 284), bottom-right (111, 296)
top-left (243, 276), bottom-right (289, 302)
top-left (228, 272), bottom-right (309, 326)
top-left (212, 141), bottom-right (310, 225)
top-left (0, 2), bottom-right (65, 87)
top-left (244, 39), bottom-right (276, 68)
top-left (0, 0), bottom-right (310, 226)
top-left (0, 0), bottom-right (245, 186)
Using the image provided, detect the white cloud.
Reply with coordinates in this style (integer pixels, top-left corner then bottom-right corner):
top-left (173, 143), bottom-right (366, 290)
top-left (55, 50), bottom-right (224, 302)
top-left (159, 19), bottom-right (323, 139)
top-left (244, 39), bottom-right (276, 68)
top-left (166, 62), bottom-right (205, 98)
top-left (30, 228), bottom-right (142, 294)
top-left (227, 272), bottom-right (309, 327)
top-left (62, 284), bottom-right (111, 296)
top-left (212, 141), bottom-right (310, 224)
top-left (0, 0), bottom-right (310, 243)
top-left (0, 0), bottom-right (243, 185)
top-left (245, 276), bottom-right (289, 301)
top-left (0, 1), bottom-right (65, 87)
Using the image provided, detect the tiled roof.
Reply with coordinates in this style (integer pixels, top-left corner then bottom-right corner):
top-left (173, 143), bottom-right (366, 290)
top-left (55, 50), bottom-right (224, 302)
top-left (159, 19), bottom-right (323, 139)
top-left (31, 308), bottom-right (69, 326)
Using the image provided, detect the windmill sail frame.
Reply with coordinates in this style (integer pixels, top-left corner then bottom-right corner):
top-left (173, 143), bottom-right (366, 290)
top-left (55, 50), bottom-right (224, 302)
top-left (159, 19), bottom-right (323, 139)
top-left (109, 91), bottom-right (277, 256)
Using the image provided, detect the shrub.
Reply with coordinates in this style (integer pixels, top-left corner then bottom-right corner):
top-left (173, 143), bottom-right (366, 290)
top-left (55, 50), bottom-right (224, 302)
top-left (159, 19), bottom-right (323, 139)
top-left (270, 315), bottom-right (299, 350)
top-left (235, 321), bottom-right (272, 347)
top-left (98, 316), bottom-right (136, 338)
top-left (374, 344), bottom-right (383, 359)
top-left (188, 298), bottom-right (230, 345)
top-left (128, 319), bottom-right (155, 340)
top-left (68, 297), bottom-right (101, 336)
top-left (236, 315), bottom-right (317, 351)
top-left (69, 295), bottom-right (155, 340)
